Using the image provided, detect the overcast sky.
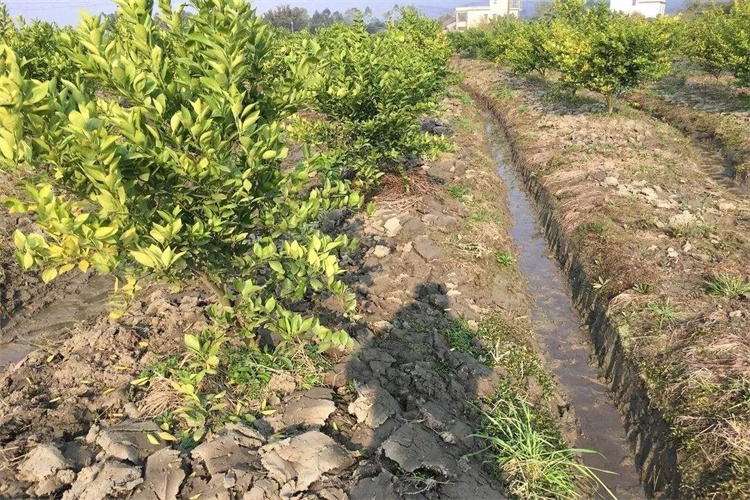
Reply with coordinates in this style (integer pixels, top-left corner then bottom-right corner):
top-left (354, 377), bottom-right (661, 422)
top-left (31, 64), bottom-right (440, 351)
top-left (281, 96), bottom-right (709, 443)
top-left (3, 0), bottom-right (686, 26)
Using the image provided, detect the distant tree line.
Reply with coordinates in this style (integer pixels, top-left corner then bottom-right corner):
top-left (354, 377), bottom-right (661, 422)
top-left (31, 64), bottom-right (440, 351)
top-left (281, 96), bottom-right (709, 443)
top-left (263, 5), bottom-right (389, 33)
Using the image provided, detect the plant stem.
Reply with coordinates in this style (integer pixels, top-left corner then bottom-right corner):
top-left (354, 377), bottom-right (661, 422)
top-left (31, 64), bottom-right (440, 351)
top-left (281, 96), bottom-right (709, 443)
top-left (607, 94), bottom-right (615, 115)
top-left (197, 272), bottom-right (230, 308)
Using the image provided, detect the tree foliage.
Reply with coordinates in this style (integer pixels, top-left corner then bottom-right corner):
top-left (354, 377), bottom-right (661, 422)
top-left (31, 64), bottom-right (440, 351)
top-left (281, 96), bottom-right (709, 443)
top-left (293, 8), bottom-right (452, 188)
top-left (680, 2), bottom-right (735, 78)
top-left (501, 19), bottom-right (556, 79)
top-left (547, 2), bottom-right (675, 113)
top-left (0, 3), bottom-right (77, 81)
top-left (0, 0), bottom-right (359, 350)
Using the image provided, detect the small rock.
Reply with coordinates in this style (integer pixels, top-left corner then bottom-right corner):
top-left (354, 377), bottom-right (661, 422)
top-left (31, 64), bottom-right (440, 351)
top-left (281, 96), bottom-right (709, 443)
top-left (372, 320), bottom-right (393, 332)
top-left (281, 388), bottom-right (336, 428)
top-left (95, 421), bottom-right (164, 465)
top-left (62, 460), bottom-right (143, 500)
top-left (682, 241), bottom-right (693, 253)
top-left (603, 176), bottom-right (619, 187)
top-left (132, 449), bottom-right (185, 500)
top-left (348, 384), bottom-right (401, 428)
top-left (729, 310), bottom-right (743, 320)
top-left (349, 470), bottom-right (399, 500)
top-left (669, 210), bottom-right (697, 228)
top-left (718, 202), bottom-right (737, 211)
top-left (381, 424), bottom-right (457, 477)
top-left (19, 444), bottom-right (71, 482)
top-left (413, 235), bottom-right (442, 262)
top-left (667, 247), bottom-right (679, 259)
top-left (372, 245), bottom-right (391, 258)
top-left (384, 218), bottom-right (402, 237)
top-left (640, 187), bottom-right (658, 200)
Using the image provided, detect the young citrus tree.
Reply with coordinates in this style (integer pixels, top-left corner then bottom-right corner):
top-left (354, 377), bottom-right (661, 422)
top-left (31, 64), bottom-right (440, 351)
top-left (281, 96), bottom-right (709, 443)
top-left (0, 0), bottom-right (355, 348)
top-left (293, 9), bottom-right (451, 188)
top-left (727, 0), bottom-right (750, 86)
top-left (501, 20), bottom-right (556, 80)
top-left (0, 3), bottom-right (77, 82)
top-left (681, 3), bottom-right (734, 79)
top-left (548, 5), bottom-right (674, 114)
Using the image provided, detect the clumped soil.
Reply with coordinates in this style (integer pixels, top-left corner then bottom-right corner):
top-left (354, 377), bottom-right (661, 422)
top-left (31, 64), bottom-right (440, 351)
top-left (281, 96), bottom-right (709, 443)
top-left (456, 57), bottom-right (750, 498)
top-left (0, 94), bottom-right (581, 499)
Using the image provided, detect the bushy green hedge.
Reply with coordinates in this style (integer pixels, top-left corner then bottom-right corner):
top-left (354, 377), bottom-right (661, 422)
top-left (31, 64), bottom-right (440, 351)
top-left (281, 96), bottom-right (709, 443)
top-left (0, 4), bottom-right (77, 82)
top-left (292, 8), bottom-right (452, 188)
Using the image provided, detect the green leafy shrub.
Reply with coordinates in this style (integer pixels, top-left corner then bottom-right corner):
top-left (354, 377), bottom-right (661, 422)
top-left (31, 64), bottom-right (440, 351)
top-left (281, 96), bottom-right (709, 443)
top-left (293, 8), bottom-right (452, 189)
top-left (449, 17), bottom-right (520, 62)
top-left (501, 20), bottom-right (556, 79)
top-left (0, 0), bottom-right (356, 351)
top-left (0, 3), bottom-right (77, 82)
top-left (680, 3), bottom-right (734, 79)
top-left (726, 0), bottom-right (750, 86)
top-left (547, 3), bottom-right (674, 114)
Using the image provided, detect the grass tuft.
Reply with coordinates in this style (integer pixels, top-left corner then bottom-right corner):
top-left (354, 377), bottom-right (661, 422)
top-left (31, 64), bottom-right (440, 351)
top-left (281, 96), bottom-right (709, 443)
top-left (705, 273), bottom-right (750, 299)
top-left (474, 384), bottom-right (614, 500)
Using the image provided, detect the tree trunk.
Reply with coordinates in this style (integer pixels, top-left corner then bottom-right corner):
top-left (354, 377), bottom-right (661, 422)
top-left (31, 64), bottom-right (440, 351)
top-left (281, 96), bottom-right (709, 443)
top-left (607, 95), bottom-right (615, 115)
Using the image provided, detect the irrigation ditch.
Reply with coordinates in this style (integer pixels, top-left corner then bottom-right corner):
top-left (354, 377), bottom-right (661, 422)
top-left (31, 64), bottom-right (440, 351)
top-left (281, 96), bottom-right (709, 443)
top-left (460, 80), bottom-right (680, 498)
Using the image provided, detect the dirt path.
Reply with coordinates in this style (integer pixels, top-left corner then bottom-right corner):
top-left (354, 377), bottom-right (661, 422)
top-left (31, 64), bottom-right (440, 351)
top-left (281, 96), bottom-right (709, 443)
top-left (0, 90), bottom-right (640, 499)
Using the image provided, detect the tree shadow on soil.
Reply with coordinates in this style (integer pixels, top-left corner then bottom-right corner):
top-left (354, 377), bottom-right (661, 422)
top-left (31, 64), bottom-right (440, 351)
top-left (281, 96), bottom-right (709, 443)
top-left (339, 279), bottom-right (507, 500)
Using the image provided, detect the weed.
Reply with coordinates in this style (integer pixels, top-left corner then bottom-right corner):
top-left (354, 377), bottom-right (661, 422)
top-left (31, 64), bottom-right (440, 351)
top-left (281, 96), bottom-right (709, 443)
top-left (493, 250), bottom-right (515, 267)
top-left (469, 209), bottom-right (500, 224)
top-left (447, 183), bottom-right (471, 198)
top-left (474, 384), bottom-right (614, 500)
top-left (592, 276), bottom-right (610, 291)
top-left (493, 88), bottom-right (517, 100)
top-left (366, 201), bottom-right (377, 217)
top-left (667, 223), bottom-right (712, 238)
top-left (450, 88), bottom-right (473, 105)
top-left (444, 319), bottom-right (485, 359)
top-left (705, 273), bottom-right (750, 299)
top-left (646, 297), bottom-right (679, 329)
top-left (632, 283), bottom-right (654, 295)
top-left (451, 115), bottom-right (478, 133)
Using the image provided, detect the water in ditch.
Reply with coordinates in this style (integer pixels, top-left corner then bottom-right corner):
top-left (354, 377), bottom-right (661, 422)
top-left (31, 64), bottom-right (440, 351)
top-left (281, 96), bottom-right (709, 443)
top-left (482, 109), bottom-right (644, 499)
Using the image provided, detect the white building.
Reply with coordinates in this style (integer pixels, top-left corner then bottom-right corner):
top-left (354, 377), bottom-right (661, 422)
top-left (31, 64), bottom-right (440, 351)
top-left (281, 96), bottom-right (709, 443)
top-left (450, 0), bottom-right (521, 31)
top-left (609, 0), bottom-right (666, 18)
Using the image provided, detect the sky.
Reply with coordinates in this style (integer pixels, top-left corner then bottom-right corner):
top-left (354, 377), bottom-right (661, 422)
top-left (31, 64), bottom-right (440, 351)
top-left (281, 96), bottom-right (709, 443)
top-left (2, 0), bottom-right (687, 26)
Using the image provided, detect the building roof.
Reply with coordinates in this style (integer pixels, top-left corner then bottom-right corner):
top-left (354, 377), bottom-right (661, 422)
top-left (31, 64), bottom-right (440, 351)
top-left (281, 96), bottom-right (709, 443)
top-left (455, 5), bottom-right (492, 11)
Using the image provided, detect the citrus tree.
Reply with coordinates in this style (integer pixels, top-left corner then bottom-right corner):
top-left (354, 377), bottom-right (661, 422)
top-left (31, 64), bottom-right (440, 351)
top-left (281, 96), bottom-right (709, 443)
top-left (727, 0), bottom-right (750, 86)
top-left (0, 0), bottom-right (356, 348)
top-left (548, 4), bottom-right (674, 114)
top-left (0, 3), bottom-right (77, 82)
top-left (293, 9), bottom-right (451, 188)
top-left (681, 3), bottom-right (734, 79)
top-left (501, 20), bottom-right (556, 79)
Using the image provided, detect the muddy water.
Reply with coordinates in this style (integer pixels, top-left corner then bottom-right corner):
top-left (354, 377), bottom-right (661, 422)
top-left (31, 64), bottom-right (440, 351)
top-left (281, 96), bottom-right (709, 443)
top-left (481, 110), bottom-right (645, 499)
top-left (0, 274), bottom-right (112, 369)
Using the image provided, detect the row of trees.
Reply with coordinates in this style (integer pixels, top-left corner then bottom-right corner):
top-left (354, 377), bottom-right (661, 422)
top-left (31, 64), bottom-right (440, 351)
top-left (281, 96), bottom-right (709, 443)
top-left (0, 0), bottom-right (450, 436)
top-left (0, 0), bottom-right (449, 351)
top-left (681, 1), bottom-right (750, 84)
top-left (263, 5), bottom-right (388, 33)
top-left (449, 0), bottom-right (750, 113)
